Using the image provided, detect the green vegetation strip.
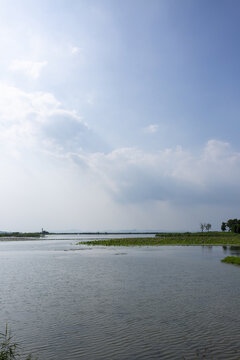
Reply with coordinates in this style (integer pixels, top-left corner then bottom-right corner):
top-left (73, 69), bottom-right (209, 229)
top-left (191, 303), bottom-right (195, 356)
top-left (0, 232), bottom-right (41, 238)
top-left (78, 232), bottom-right (240, 247)
top-left (221, 256), bottom-right (240, 265)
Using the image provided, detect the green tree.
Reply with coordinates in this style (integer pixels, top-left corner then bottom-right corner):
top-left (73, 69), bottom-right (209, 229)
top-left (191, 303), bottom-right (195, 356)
top-left (232, 224), bottom-right (240, 234)
top-left (221, 222), bottom-right (226, 232)
top-left (227, 219), bottom-right (238, 231)
top-left (226, 219), bottom-right (240, 232)
top-left (205, 223), bottom-right (211, 231)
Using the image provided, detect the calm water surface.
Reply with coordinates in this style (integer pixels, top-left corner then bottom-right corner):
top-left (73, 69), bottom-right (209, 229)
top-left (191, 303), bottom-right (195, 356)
top-left (0, 235), bottom-right (240, 359)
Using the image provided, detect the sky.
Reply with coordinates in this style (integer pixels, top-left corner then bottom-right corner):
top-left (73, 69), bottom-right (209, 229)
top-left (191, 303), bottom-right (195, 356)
top-left (1, 0), bottom-right (240, 232)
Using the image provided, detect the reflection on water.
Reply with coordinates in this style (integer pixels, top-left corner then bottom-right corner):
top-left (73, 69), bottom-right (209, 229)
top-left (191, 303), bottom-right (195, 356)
top-left (222, 245), bottom-right (240, 256)
top-left (222, 245), bottom-right (228, 252)
top-left (0, 236), bottom-right (240, 359)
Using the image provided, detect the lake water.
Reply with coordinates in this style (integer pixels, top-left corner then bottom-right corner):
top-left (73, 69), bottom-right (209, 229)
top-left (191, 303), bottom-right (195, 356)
top-left (0, 235), bottom-right (240, 359)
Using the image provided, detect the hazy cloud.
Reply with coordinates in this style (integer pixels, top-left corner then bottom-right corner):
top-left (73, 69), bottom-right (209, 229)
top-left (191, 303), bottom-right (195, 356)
top-left (86, 93), bottom-right (95, 105)
top-left (144, 124), bottom-right (159, 133)
top-left (74, 140), bottom-right (240, 206)
top-left (1, 82), bottom-right (240, 211)
top-left (9, 60), bottom-right (48, 79)
top-left (71, 46), bottom-right (82, 55)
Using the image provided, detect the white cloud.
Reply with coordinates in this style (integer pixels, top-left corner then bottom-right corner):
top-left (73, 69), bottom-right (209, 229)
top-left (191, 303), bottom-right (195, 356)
top-left (72, 140), bottom-right (240, 205)
top-left (1, 81), bottom-right (240, 210)
top-left (9, 60), bottom-right (47, 79)
top-left (144, 124), bottom-right (159, 133)
top-left (0, 83), bottom-right (88, 154)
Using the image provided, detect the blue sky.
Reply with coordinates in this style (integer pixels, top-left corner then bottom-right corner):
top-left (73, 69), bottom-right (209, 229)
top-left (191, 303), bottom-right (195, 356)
top-left (0, 0), bottom-right (240, 231)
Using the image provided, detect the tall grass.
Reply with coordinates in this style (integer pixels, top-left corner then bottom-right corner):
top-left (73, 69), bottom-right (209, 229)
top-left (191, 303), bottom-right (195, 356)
top-left (0, 326), bottom-right (37, 360)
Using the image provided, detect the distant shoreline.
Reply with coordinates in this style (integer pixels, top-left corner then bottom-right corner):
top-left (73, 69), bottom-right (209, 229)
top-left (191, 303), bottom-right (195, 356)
top-left (0, 232), bottom-right (157, 242)
top-left (0, 237), bottom-right (41, 241)
top-left (49, 232), bottom-right (158, 235)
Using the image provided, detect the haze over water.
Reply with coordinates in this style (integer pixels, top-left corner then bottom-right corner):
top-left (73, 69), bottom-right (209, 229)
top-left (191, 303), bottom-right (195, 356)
top-left (1, 236), bottom-right (240, 359)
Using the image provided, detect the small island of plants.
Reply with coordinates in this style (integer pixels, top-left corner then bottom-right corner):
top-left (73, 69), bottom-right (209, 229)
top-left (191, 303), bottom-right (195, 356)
top-left (78, 231), bottom-right (240, 247)
top-left (221, 256), bottom-right (240, 265)
top-left (78, 219), bottom-right (240, 247)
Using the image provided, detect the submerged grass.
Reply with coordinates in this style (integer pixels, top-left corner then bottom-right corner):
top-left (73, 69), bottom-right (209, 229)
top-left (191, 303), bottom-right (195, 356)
top-left (221, 256), bottom-right (240, 265)
top-left (78, 232), bottom-right (240, 247)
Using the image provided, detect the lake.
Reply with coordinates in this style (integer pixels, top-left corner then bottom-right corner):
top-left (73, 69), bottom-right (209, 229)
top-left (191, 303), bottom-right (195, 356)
top-left (0, 235), bottom-right (240, 359)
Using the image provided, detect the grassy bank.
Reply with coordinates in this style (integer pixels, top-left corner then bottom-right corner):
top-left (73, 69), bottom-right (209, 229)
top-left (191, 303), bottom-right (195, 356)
top-left (221, 256), bottom-right (240, 265)
top-left (0, 232), bottom-right (41, 239)
top-left (78, 232), bottom-right (240, 247)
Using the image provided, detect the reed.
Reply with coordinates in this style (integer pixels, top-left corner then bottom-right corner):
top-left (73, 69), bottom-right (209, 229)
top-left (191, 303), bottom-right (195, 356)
top-left (0, 326), bottom-right (37, 360)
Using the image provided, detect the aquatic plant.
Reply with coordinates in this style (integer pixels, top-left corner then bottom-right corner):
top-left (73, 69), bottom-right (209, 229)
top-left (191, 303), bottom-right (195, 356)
top-left (78, 231), bottom-right (240, 247)
top-left (0, 326), bottom-right (37, 360)
top-left (221, 256), bottom-right (240, 265)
